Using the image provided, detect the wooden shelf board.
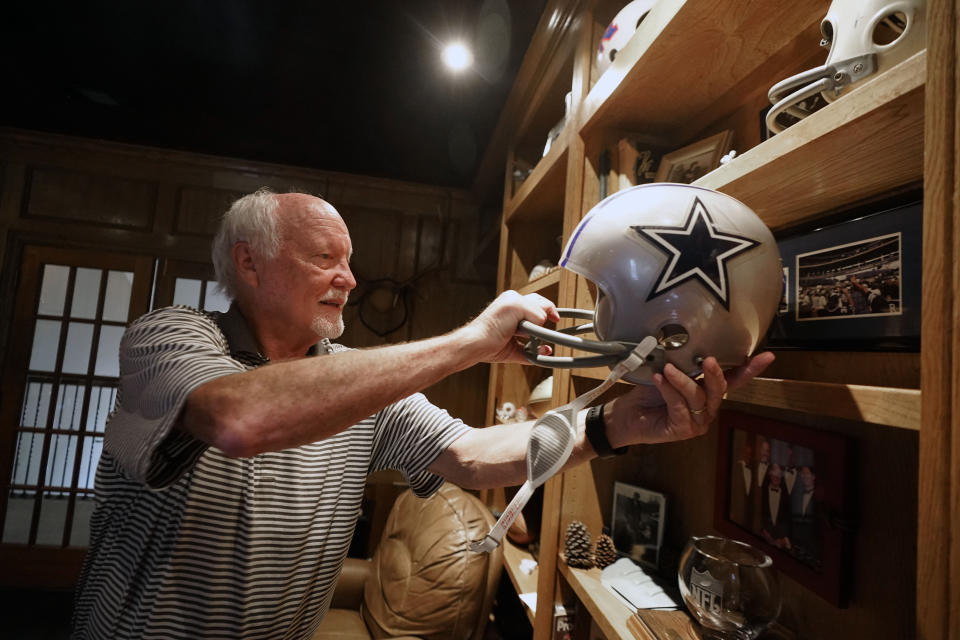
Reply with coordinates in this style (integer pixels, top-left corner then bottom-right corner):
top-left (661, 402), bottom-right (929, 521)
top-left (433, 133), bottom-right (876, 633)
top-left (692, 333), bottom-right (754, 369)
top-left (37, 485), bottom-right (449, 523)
top-left (559, 563), bottom-right (633, 639)
top-left (518, 267), bottom-right (562, 296)
top-left (573, 369), bottom-right (920, 430)
top-left (696, 50), bottom-right (925, 231)
top-left (581, 0), bottom-right (827, 137)
top-left (503, 539), bottom-right (538, 624)
top-left (505, 128), bottom-right (569, 224)
top-left (727, 377), bottom-right (921, 430)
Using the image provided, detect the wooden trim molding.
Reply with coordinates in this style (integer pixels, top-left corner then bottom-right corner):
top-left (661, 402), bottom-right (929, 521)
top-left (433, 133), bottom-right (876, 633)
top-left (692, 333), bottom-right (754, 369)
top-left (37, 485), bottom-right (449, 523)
top-left (917, 0), bottom-right (959, 637)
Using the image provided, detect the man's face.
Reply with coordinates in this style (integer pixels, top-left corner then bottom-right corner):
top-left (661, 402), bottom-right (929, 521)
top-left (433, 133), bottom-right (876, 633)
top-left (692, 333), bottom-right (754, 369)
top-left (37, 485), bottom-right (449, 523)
top-left (800, 466), bottom-right (815, 491)
top-left (768, 463), bottom-right (782, 488)
top-left (256, 196), bottom-right (357, 341)
top-left (759, 439), bottom-right (770, 463)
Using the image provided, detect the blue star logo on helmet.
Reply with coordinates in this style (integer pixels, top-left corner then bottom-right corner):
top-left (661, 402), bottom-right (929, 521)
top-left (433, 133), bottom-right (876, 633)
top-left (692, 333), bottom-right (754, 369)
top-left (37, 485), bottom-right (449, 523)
top-left (632, 197), bottom-right (760, 309)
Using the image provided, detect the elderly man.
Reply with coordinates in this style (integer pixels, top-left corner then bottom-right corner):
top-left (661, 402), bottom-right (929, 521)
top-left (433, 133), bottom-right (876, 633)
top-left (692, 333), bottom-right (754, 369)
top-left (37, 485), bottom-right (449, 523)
top-left (71, 189), bottom-right (772, 639)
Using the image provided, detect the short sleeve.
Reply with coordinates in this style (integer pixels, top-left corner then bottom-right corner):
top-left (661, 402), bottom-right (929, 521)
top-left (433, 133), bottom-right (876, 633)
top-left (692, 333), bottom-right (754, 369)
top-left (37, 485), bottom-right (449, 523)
top-left (370, 394), bottom-right (471, 498)
top-left (103, 306), bottom-right (247, 488)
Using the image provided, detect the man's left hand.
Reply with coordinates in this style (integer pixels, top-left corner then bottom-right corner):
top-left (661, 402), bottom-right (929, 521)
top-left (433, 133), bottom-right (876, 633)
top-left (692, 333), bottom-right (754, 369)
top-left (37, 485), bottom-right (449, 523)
top-left (605, 352), bottom-right (775, 447)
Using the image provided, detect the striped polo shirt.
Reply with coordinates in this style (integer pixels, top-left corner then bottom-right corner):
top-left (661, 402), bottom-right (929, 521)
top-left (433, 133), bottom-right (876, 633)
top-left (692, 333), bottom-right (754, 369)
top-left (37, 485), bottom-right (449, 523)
top-left (71, 305), bottom-right (470, 639)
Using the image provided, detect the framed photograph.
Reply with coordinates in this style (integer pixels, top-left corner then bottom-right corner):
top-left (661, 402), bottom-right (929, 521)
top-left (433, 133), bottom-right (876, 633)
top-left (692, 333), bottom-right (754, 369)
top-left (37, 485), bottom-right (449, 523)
top-left (714, 410), bottom-right (855, 607)
top-left (767, 200), bottom-right (921, 350)
top-left (654, 130), bottom-right (733, 184)
top-left (616, 136), bottom-right (662, 191)
top-left (612, 481), bottom-right (667, 570)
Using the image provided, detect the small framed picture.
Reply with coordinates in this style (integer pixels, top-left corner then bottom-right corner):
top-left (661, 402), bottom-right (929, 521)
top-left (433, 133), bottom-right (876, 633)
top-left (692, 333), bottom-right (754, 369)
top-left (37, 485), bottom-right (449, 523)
top-left (616, 136), bottom-right (662, 191)
top-left (767, 200), bottom-right (922, 350)
top-left (611, 481), bottom-right (667, 570)
top-left (714, 410), bottom-right (855, 607)
top-left (654, 130), bottom-right (733, 184)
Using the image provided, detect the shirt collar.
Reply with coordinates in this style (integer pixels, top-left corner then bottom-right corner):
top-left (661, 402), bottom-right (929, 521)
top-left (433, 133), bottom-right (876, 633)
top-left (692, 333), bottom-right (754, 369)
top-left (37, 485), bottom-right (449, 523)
top-left (215, 302), bottom-right (323, 362)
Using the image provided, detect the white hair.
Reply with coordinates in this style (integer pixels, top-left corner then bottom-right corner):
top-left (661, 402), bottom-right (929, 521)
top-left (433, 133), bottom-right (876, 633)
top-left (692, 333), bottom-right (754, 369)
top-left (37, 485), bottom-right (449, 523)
top-left (211, 188), bottom-right (282, 300)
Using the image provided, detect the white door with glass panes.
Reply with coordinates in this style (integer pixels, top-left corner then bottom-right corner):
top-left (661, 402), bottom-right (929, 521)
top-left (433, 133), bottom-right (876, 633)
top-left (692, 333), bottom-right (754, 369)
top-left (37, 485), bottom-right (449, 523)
top-left (0, 248), bottom-right (225, 587)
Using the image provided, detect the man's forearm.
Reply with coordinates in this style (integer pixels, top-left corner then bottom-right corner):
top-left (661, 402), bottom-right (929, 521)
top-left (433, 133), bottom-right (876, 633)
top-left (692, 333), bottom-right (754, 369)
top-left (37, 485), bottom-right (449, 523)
top-left (182, 327), bottom-right (485, 457)
top-left (430, 408), bottom-right (605, 489)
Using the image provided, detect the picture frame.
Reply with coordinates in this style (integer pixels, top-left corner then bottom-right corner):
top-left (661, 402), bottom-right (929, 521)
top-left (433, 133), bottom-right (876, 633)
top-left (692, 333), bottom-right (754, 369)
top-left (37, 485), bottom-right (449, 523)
top-left (767, 200), bottom-right (922, 351)
top-left (714, 410), bottom-right (855, 607)
top-left (653, 130), bottom-right (733, 184)
top-left (611, 481), bottom-right (667, 570)
top-left (616, 136), bottom-right (662, 192)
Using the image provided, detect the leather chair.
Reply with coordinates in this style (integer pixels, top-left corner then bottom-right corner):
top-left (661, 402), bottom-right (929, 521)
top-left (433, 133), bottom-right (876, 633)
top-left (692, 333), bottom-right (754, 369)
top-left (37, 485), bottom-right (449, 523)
top-left (312, 483), bottom-right (503, 640)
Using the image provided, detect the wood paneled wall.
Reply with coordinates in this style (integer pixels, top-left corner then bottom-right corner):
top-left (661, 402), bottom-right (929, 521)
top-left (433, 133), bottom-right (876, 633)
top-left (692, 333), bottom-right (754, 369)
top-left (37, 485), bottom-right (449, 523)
top-left (0, 128), bottom-right (496, 427)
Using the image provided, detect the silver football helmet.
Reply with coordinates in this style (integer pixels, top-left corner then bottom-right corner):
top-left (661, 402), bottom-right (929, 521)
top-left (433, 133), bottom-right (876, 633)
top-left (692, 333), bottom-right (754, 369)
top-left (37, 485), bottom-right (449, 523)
top-left (596, 0), bottom-right (658, 76)
top-left (766, 0), bottom-right (926, 135)
top-left (521, 184), bottom-right (782, 384)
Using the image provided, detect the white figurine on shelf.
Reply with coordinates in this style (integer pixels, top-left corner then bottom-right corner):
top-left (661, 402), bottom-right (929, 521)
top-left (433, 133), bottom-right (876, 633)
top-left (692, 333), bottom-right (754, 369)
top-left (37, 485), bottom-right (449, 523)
top-left (495, 401), bottom-right (529, 424)
top-left (720, 149), bottom-right (738, 165)
top-left (528, 260), bottom-right (555, 282)
top-left (495, 402), bottom-right (516, 423)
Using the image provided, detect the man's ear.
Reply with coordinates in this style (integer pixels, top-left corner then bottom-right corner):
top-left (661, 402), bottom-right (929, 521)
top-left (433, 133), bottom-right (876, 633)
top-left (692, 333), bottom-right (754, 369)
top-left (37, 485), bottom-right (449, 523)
top-left (232, 241), bottom-right (259, 289)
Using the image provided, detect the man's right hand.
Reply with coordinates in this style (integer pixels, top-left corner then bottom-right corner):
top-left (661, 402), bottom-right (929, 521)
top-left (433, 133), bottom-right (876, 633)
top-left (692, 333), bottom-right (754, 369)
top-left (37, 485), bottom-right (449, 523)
top-left (457, 290), bottom-right (560, 364)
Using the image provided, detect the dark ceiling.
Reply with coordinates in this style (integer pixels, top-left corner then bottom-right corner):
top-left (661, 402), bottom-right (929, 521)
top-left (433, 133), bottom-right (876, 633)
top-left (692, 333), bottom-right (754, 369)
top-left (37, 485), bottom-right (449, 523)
top-left (0, 1), bottom-right (546, 191)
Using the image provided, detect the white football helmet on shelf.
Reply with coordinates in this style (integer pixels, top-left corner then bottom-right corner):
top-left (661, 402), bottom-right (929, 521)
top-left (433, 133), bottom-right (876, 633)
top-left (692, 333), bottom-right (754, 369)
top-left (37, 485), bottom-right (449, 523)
top-left (520, 184), bottom-right (782, 385)
top-left (766, 0), bottom-right (926, 135)
top-left (596, 0), bottom-right (658, 76)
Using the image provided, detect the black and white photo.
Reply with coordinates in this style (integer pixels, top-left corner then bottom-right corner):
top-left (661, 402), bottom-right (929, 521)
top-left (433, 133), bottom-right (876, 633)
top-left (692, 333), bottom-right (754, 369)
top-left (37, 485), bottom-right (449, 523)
top-left (612, 481), bottom-right (666, 570)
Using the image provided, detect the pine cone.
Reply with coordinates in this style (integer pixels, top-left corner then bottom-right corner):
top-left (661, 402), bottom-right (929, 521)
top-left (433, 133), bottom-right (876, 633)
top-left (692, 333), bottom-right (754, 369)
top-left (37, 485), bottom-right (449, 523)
top-left (594, 533), bottom-right (617, 568)
top-left (564, 520), bottom-right (594, 569)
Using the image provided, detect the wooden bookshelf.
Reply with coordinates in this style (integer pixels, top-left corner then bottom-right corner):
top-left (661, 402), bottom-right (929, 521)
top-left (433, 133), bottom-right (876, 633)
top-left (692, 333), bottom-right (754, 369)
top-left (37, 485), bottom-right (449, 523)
top-left (483, 0), bottom-right (950, 637)
top-left (506, 129), bottom-right (570, 224)
top-left (503, 540), bottom-right (539, 624)
top-left (697, 51), bottom-right (925, 232)
top-left (580, 0), bottom-right (828, 138)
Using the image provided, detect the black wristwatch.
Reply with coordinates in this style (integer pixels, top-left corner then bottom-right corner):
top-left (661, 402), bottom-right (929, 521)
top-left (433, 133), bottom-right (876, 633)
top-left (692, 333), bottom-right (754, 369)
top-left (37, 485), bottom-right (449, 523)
top-left (585, 404), bottom-right (628, 458)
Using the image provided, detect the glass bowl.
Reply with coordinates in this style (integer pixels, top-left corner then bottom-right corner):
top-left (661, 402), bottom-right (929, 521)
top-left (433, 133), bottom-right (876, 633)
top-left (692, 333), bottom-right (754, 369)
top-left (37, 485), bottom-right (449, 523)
top-left (677, 535), bottom-right (781, 639)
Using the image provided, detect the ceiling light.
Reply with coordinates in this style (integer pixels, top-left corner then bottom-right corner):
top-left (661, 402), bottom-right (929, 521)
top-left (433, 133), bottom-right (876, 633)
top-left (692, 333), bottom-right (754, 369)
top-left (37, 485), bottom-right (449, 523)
top-left (442, 42), bottom-right (473, 72)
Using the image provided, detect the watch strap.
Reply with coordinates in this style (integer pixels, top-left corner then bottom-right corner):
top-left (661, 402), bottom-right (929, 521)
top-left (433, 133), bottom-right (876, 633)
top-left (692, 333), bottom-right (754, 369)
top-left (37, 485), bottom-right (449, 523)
top-left (585, 404), bottom-right (628, 458)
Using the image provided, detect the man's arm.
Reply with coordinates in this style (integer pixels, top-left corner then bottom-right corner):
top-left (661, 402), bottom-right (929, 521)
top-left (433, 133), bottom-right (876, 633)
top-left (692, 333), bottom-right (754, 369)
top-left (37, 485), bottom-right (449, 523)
top-left (180, 291), bottom-right (559, 457)
top-left (430, 353), bottom-right (775, 489)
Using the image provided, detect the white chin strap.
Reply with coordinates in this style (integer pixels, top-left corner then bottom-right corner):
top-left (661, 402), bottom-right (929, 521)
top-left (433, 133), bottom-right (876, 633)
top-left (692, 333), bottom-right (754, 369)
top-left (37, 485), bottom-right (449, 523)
top-left (470, 336), bottom-right (659, 553)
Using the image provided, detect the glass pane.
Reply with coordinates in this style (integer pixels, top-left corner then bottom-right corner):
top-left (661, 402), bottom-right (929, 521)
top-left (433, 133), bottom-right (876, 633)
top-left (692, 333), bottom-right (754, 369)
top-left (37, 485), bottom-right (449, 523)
top-left (44, 434), bottom-right (78, 495)
top-left (38, 265), bottom-right (70, 316)
top-left (70, 268), bottom-right (102, 319)
top-left (85, 386), bottom-right (117, 433)
top-left (76, 436), bottom-right (104, 491)
top-left (35, 495), bottom-right (68, 546)
top-left (20, 379), bottom-right (53, 428)
top-left (29, 320), bottom-right (62, 372)
top-left (1, 491), bottom-right (34, 544)
top-left (94, 326), bottom-right (124, 377)
top-left (173, 278), bottom-right (202, 307)
top-left (52, 384), bottom-right (86, 432)
top-left (102, 271), bottom-right (134, 322)
top-left (10, 432), bottom-right (44, 486)
top-left (62, 322), bottom-right (95, 374)
top-left (70, 496), bottom-right (96, 547)
top-left (204, 281), bottom-right (230, 312)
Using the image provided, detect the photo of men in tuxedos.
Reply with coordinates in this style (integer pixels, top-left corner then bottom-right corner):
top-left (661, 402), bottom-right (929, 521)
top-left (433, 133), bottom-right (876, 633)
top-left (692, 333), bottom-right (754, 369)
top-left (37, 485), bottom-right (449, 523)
top-left (760, 463), bottom-right (791, 549)
top-left (748, 436), bottom-right (771, 534)
top-left (726, 430), bottom-right (822, 561)
top-left (729, 439), bottom-right (753, 530)
top-left (788, 465), bottom-right (823, 570)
